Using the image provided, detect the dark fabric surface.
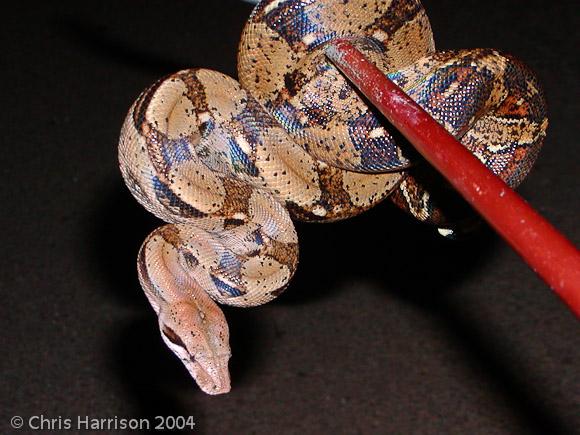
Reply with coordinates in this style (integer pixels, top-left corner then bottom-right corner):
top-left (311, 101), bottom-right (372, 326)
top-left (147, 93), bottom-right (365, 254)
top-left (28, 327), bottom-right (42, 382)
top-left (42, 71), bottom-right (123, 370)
top-left (1, 1), bottom-right (578, 434)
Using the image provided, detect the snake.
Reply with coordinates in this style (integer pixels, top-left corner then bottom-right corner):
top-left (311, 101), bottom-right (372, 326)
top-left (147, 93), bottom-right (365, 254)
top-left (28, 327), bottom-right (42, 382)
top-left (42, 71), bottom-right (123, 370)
top-left (118, 0), bottom-right (547, 394)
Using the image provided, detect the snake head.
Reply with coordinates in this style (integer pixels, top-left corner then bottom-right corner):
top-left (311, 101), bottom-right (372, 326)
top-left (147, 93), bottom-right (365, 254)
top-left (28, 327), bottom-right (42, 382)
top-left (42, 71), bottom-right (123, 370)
top-left (158, 301), bottom-right (231, 395)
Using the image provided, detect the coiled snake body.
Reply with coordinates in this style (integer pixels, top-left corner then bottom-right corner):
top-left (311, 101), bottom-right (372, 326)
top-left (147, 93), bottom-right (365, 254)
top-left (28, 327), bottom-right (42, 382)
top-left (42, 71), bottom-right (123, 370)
top-left (118, 0), bottom-right (547, 394)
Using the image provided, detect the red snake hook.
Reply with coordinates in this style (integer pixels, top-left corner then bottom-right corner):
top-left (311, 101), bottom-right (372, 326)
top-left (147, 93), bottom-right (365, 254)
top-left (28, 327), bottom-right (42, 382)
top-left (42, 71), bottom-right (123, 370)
top-left (325, 40), bottom-right (580, 317)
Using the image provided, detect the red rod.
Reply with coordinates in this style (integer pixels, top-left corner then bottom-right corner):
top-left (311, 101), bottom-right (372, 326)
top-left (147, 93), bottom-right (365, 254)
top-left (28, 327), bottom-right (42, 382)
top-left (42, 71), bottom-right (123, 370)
top-left (325, 40), bottom-right (580, 317)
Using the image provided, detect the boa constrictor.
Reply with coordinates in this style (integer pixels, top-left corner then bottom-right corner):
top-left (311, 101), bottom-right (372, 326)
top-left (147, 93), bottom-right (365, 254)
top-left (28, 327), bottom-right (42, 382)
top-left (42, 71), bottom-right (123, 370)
top-left (118, 0), bottom-right (547, 394)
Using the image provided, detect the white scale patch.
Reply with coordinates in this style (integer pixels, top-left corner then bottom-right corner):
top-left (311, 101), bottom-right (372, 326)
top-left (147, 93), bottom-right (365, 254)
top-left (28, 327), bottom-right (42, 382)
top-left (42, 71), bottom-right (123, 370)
top-left (263, 0), bottom-right (286, 14)
top-left (372, 30), bottom-right (388, 42)
top-left (369, 127), bottom-right (385, 138)
top-left (311, 205), bottom-right (327, 216)
top-left (437, 228), bottom-right (455, 237)
top-left (302, 33), bottom-right (317, 46)
top-left (198, 112), bottom-right (211, 123)
top-left (235, 135), bottom-right (253, 155)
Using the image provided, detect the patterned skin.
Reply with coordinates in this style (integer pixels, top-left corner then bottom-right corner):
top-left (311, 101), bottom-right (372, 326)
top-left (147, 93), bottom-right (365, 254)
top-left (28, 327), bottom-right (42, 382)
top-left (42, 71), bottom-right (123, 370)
top-left (118, 0), bottom-right (547, 394)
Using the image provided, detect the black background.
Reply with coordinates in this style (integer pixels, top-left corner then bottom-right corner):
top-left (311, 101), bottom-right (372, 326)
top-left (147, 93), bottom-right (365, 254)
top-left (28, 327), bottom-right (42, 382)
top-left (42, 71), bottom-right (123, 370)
top-left (1, 0), bottom-right (579, 434)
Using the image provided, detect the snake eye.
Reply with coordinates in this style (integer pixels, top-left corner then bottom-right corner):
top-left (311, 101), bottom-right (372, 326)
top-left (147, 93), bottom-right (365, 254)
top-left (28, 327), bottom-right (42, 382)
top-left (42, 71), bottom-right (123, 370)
top-left (162, 326), bottom-right (187, 350)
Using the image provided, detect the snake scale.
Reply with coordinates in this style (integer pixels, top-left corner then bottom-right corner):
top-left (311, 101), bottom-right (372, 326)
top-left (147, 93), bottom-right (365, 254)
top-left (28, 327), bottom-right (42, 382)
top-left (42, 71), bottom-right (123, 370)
top-left (118, 0), bottom-right (547, 394)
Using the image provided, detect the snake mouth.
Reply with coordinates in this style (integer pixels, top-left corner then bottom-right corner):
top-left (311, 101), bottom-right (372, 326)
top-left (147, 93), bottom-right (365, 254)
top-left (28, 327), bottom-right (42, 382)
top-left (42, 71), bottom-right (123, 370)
top-left (184, 355), bottom-right (231, 395)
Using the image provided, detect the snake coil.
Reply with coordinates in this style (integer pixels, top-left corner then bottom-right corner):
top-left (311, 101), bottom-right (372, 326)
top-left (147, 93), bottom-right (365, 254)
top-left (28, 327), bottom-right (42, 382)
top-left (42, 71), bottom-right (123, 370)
top-left (118, 0), bottom-right (547, 394)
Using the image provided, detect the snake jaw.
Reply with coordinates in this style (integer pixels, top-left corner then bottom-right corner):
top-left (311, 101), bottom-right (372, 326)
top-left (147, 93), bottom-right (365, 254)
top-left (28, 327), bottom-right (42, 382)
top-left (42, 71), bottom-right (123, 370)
top-left (186, 354), bottom-right (231, 395)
